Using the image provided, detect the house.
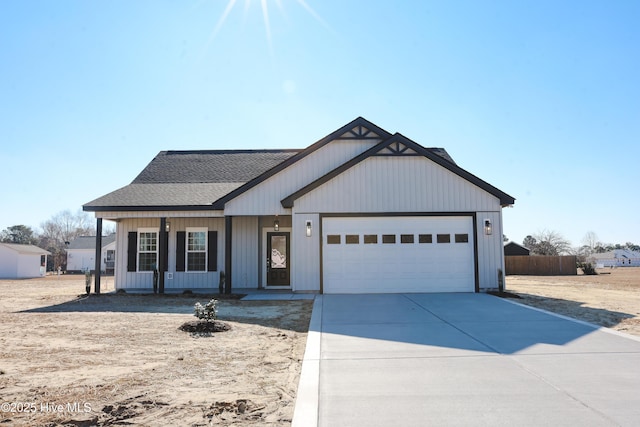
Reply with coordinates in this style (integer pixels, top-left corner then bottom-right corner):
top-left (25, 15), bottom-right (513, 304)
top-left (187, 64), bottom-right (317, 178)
top-left (66, 235), bottom-right (116, 274)
top-left (83, 117), bottom-right (515, 294)
top-left (504, 242), bottom-right (530, 256)
top-left (0, 243), bottom-right (50, 279)
top-left (590, 249), bottom-right (640, 268)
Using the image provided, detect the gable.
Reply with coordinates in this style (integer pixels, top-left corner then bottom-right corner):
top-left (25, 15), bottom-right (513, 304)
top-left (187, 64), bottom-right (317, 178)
top-left (288, 154), bottom-right (503, 213)
top-left (218, 117), bottom-right (393, 215)
top-left (282, 134), bottom-right (514, 209)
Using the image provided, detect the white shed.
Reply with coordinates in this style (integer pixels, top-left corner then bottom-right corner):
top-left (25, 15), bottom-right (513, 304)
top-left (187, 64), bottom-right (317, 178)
top-left (0, 243), bottom-right (50, 279)
top-left (66, 235), bottom-right (116, 274)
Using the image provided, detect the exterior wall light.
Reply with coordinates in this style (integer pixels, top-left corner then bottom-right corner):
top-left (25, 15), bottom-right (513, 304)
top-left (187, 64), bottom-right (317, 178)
top-left (165, 221), bottom-right (171, 233)
top-left (274, 220), bottom-right (280, 231)
top-left (306, 220), bottom-right (312, 237)
top-left (484, 219), bottom-right (492, 235)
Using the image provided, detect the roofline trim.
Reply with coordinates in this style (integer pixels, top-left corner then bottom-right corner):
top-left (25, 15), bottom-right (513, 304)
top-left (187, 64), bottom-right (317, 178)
top-left (83, 205), bottom-right (223, 212)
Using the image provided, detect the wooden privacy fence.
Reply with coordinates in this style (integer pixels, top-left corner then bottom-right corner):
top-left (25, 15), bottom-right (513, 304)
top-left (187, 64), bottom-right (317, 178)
top-left (505, 255), bottom-right (577, 276)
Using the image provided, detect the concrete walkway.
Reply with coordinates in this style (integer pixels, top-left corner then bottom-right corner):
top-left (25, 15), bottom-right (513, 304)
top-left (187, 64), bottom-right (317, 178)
top-left (293, 293), bottom-right (640, 427)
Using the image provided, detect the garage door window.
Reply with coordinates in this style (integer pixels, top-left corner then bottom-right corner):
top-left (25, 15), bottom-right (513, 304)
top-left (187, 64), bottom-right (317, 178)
top-left (382, 234), bottom-right (396, 244)
top-left (364, 234), bottom-right (378, 244)
top-left (401, 234), bottom-right (414, 244)
top-left (327, 235), bottom-right (341, 244)
top-left (437, 234), bottom-right (451, 243)
top-left (419, 234), bottom-right (432, 243)
top-left (455, 234), bottom-right (469, 243)
top-left (346, 235), bottom-right (359, 244)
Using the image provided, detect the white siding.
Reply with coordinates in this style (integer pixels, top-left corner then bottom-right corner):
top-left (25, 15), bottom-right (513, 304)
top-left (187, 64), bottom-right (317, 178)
top-left (294, 156), bottom-right (501, 213)
top-left (476, 211), bottom-right (505, 290)
top-left (225, 139), bottom-right (380, 215)
top-left (291, 213), bottom-right (320, 292)
top-left (0, 247), bottom-right (18, 278)
top-left (231, 217), bottom-right (259, 288)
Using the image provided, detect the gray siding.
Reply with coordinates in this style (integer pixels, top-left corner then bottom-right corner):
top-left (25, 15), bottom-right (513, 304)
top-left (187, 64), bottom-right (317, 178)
top-left (291, 213), bottom-right (320, 292)
top-left (231, 216), bottom-right (259, 288)
top-left (475, 211), bottom-right (505, 290)
top-left (293, 156), bottom-right (501, 213)
top-left (115, 217), bottom-right (225, 291)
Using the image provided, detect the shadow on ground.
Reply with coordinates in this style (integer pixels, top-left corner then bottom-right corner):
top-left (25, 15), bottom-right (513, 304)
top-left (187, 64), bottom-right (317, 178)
top-left (315, 293), bottom-right (640, 356)
top-left (20, 294), bottom-right (313, 333)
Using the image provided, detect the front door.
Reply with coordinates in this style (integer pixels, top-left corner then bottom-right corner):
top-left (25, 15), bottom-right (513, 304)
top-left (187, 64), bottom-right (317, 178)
top-left (267, 232), bottom-right (290, 286)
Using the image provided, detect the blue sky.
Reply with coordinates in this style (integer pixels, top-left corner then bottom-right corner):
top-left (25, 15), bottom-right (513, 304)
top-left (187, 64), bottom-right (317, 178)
top-left (1, 0), bottom-right (638, 247)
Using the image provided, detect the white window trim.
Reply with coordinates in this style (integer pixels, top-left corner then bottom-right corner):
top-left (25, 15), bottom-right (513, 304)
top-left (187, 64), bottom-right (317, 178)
top-left (137, 227), bottom-right (159, 273)
top-left (186, 227), bottom-right (208, 273)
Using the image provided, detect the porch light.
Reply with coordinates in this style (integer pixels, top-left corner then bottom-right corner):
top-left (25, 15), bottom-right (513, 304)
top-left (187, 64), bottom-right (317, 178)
top-left (305, 220), bottom-right (312, 237)
top-left (484, 219), bottom-right (492, 235)
top-left (274, 220), bottom-right (280, 231)
top-left (165, 221), bottom-right (171, 233)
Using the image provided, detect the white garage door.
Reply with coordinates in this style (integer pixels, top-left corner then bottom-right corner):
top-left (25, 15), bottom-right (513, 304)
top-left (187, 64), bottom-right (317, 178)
top-left (322, 216), bottom-right (475, 293)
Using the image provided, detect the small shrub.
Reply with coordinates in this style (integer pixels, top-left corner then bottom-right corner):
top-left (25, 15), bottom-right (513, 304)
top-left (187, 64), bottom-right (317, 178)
top-left (194, 299), bottom-right (218, 322)
top-left (579, 262), bottom-right (598, 275)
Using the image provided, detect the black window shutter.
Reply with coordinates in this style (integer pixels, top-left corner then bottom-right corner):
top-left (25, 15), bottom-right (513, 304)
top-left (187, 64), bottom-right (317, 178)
top-left (162, 231), bottom-right (169, 272)
top-left (208, 231), bottom-right (218, 271)
top-left (176, 231), bottom-right (186, 272)
top-left (127, 232), bottom-right (137, 272)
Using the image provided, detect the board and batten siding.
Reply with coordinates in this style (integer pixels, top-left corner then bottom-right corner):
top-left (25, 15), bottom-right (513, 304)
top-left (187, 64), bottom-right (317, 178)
top-left (293, 156), bottom-right (502, 213)
top-left (115, 217), bottom-right (225, 291)
top-left (291, 213), bottom-right (320, 292)
top-left (475, 211), bottom-right (505, 290)
top-left (231, 216), bottom-right (259, 288)
top-left (225, 139), bottom-right (380, 216)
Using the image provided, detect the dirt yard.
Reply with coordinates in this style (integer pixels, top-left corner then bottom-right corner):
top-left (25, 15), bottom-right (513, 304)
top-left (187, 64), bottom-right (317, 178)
top-left (0, 275), bottom-right (313, 426)
top-left (506, 267), bottom-right (640, 337)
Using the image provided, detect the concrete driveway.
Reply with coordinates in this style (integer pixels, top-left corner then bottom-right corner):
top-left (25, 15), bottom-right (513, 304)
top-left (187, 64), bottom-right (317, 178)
top-left (293, 293), bottom-right (640, 427)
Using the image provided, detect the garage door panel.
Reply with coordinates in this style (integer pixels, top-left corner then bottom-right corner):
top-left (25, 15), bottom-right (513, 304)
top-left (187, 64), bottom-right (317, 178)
top-left (322, 216), bottom-right (474, 293)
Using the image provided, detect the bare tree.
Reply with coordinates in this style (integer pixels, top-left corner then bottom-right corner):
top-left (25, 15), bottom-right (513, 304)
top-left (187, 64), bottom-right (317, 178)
top-left (530, 230), bottom-right (572, 255)
top-left (39, 209), bottom-right (95, 271)
top-left (581, 231), bottom-right (599, 252)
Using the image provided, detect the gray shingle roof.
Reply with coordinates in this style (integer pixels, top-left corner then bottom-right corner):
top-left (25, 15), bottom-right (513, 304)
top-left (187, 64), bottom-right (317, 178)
top-left (84, 150), bottom-right (300, 210)
top-left (0, 243), bottom-right (51, 255)
top-left (66, 235), bottom-right (116, 250)
top-left (133, 150), bottom-right (301, 183)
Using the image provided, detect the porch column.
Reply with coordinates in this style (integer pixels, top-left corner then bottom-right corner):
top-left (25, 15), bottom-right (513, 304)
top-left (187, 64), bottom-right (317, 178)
top-left (94, 218), bottom-right (102, 295)
top-left (225, 216), bottom-right (232, 294)
top-left (158, 217), bottom-right (167, 294)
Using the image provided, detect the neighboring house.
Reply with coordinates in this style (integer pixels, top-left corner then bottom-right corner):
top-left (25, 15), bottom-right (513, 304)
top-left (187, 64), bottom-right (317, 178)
top-left (590, 250), bottom-right (640, 268)
top-left (504, 242), bottom-right (530, 256)
top-left (66, 235), bottom-right (116, 274)
top-left (0, 243), bottom-right (50, 279)
top-left (83, 117), bottom-right (515, 294)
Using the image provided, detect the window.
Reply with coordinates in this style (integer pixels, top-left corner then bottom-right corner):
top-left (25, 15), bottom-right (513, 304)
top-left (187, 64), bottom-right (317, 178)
top-left (363, 234), bottom-right (377, 244)
top-left (346, 234), bottom-right (359, 244)
top-left (401, 234), bottom-right (414, 244)
top-left (187, 228), bottom-right (207, 271)
top-left (382, 234), bottom-right (396, 244)
top-left (419, 234), bottom-right (432, 243)
top-left (455, 234), bottom-right (469, 243)
top-left (138, 230), bottom-right (158, 271)
top-left (327, 235), bottom-right (341, 244)
top-left (437, 234), bottom-right (451, 243)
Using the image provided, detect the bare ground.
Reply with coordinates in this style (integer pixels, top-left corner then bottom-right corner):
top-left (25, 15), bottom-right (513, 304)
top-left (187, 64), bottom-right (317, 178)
top-left (0, 275), bottom-right (313, 426)
top-left (506, 267), bottom-right (640, 337)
